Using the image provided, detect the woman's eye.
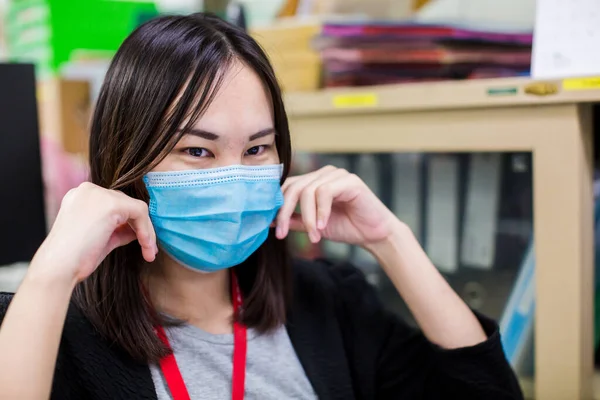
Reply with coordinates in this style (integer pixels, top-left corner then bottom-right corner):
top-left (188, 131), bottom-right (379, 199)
top-left (185, 147), bottom-right (211, 158)
top-left (245, 145), bottom-right (268, 156)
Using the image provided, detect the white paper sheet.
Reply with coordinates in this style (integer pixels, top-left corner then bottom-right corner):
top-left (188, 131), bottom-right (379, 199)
top-left (460, 154), bottom-right (502, 269)
top-left (532, 0), bottom-right (600, 79)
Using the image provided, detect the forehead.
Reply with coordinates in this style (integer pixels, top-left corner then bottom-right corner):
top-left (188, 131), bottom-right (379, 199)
top-left (192, 62), bottom-right (273, 137)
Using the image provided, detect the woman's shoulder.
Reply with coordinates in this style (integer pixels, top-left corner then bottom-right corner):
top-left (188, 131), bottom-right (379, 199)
top-left (1, 292), bottom-right (156, 398)
top-left (0, 291), bottom-right (86, 325)
top-left (0, 291), bottom-right (99, 344)
top-left (0, 291), bottom-right (112, 355)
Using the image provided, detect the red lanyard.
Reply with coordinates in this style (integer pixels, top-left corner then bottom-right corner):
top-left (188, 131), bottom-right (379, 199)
top-left (154, 271), bottom-right (247, 400)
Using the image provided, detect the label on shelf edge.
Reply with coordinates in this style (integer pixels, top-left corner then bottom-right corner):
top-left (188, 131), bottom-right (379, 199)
top-left (332, 93), bottom-right (378, 108)
top-left (487, 87), bottom-right (518, 96)
top-left (562, 77), bottom-right (600, 91)
top-left (523, 82), bottom-right (559, 96)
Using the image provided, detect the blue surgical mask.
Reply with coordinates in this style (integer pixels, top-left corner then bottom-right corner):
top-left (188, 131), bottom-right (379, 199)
top-left (143, 164), bottom-right (284, 273)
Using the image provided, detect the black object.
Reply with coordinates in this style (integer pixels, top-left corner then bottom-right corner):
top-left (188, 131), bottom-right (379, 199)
top-left (0, 63), bottom-right (47, 265)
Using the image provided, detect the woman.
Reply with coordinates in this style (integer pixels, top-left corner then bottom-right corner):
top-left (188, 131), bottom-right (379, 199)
top-left (0, 13), bottom-right (523, 400)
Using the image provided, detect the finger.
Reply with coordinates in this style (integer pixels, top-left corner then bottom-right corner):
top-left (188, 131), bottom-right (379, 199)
top-left (314, 168), bottom-right (350, 230)
top-left (277, 166), bottom-right (337, 239)
top-left (147, 211), bottom-right (157, 254)
top-left (106, 224), bottom-right (137, 253)
top-left (274, 213), bottom-right (306, 233)
top-left (285, 174), bottom-right (356, 237)
top-left (299, 168), bottom-right (350, 243)
top-left (114, 193), bottom-right (156, 262)
top-left (272, 217), bottom-right (300, 230)
top-left (277, 176), bottom-right (318, 239)
top-left (281, 165), bottom-right (336, 193)
top-left (276, 179), bottom-right (304, 239)
top-left (130, 215), bottom-right (157, 256)
top-left (299, 180), bottom-right (319, 243)
top-left (129, 216), bottom-right (157, 263)
top-left (287, 213), bottom-right (307, 233)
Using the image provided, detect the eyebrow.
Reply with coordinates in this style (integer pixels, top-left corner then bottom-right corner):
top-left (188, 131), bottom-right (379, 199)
top-left (184, 127), bottom-right (276, 141)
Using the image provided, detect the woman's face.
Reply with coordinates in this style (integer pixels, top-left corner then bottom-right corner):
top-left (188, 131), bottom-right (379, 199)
top-left (153, 62), bottom-right (279, 172)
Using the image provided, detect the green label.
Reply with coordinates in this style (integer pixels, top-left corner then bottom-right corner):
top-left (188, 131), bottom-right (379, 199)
top-left (487, 87), bottom-right (518, 96)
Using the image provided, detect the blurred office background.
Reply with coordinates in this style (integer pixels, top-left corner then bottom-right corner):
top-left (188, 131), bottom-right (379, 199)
top-left (1, 0), bottom-right (599, 398)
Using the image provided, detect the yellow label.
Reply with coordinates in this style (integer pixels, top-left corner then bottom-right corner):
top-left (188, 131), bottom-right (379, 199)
top-left (563, 77), bottom-right (600, 90)
top-left (332, 93), bottom-right (378, 108)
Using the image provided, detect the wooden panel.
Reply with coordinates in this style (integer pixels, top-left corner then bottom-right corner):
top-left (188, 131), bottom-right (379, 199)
top-left (291, 104), bottom-right (565, 153)
top-left (533, 104), bottom-right (595, 399)
top-left (59, 80), bottom-right (90, 155)
top-left (37, 79), bottom-right (91, 155)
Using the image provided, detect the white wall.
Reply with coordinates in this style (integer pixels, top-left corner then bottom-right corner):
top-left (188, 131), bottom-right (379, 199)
top-left (155, 0), bottom-right (203, 13)
top-left (416, 0), bottom-right (537, 31)
top-left (235, 0), bottom-right (285, 27)
top-left (154, 0), bottom-right (285, 27)
top-left (237, 0), bottom-right (537, 30)
top-left (132, 0), bottom-right (541, 30)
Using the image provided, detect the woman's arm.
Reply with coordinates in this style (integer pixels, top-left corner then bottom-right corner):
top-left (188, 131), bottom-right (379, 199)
top-left (278, 165), bottom-right (486, 349)
top-left (326, 260), bottom-right (523, 400)
top-left (279, 166), bottom-right (521, 397)
top-left (0, 182), bottom-right (157, 399)
top-left (0, 264), bottom-right (76, 398)
top-left (366, 221), bottom-right (487, 349)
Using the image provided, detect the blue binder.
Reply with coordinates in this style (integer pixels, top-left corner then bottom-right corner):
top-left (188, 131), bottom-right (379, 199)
top-left (499, 239), bottom-right (535, 374)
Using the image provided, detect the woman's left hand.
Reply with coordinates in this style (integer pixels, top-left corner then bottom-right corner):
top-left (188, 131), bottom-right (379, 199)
top-left (275, 165), bottom-right (399, 247)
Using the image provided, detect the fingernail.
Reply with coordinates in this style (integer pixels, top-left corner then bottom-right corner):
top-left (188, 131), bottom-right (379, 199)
top-left (276, 226), bottom-right (282, 238)
top-left (309, 231), bottom-right (318, 243)
top-left (317, 219), bottom-right (325, 230)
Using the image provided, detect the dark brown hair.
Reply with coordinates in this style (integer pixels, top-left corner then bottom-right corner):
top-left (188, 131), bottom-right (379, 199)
top-left (73, 13), bottom-right (292, 363)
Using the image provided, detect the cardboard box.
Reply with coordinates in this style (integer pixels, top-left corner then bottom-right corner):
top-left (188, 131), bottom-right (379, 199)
top-left (251, 20), bottom-right (322, 92)
top-left (37, 79), bottom-right (91, 155)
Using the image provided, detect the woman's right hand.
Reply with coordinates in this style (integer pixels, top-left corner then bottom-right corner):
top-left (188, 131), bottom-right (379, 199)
top-left (30, 182), bottom-right (157, 285)
top-left (0, 182), bottom-right (155, 399)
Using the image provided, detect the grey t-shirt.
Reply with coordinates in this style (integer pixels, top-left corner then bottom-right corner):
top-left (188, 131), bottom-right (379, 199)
top-left (150, 323), bottom-right (317, 399)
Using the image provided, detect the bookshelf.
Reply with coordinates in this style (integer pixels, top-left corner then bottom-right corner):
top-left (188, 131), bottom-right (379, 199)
top-left (284, 76), bottom-right (599, 400)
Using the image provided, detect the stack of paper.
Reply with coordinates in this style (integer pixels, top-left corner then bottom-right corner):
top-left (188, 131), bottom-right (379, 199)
top-left (313, 21), bottom-right (532, 87)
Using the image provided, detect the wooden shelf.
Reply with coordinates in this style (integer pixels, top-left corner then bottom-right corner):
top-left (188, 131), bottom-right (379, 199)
top-left (285, 77), bottom-right (600, 117)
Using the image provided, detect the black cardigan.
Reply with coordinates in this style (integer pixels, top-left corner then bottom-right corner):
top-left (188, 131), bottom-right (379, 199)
top-left (0, 258), bottom-right (523, 400)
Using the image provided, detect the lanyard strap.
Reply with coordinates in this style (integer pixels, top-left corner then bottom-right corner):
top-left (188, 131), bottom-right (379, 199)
top-left (155, 270), bottom-right (247, 400)
top-left (230, 272), bottom-right (246, 400)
